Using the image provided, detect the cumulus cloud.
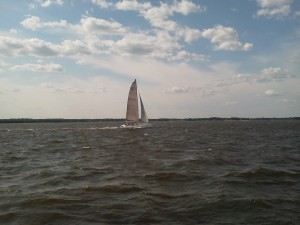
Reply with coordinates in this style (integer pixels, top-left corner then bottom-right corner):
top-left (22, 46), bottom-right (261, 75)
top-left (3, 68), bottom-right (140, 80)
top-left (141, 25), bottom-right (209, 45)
top-left (164, 85), bottom-right (215, 97)
top-left (21, 16), bottom-right (67, 31)
top-left (5, 2), bottom-right (251, 65)
top-left (9, 29), bottom-right (18, 34)
top-left (40, 81), bottom-right (107, 94)
top-left (9, 63), bottom-right (64, 72)
top-left (257, 67), bottom-right (293, 82)
top-left (172, 0), bottom-right (203, 15)
top-left (180, 27), bottom-right (202, 44)
top-left (90, 0), bottom-right (112, 8)
top-left (80, 17), bottom-right (127, 35)
top-left (0, 30), bottom-right (178, 60)
top-left (0, 36), bottom-right (90, 57)
top-left (142, 5), bottom-right (177, 31)
top-left (215, 66), bottom-right (294, 88)
top-left (264, 89), bottom-right (281, 97)
top-left (115, 0), bottom-right (151, 11)
top-left (164, 86), bottom-right (192, 94)
top-left (21, 16), bottom-right (42, 30)
top-left (17, 2), bottom-right (250, 65)
top-left (114, 31), bottom-right (179, 58)
top-left (215, 73), bottom-right (253, 87)
top-left (170, 50), bottom-right (209, 62)
top-left (142, 1), bottom-right (203, 31)
top-left (41, 0), bottom-right (64, 7)
top-left (115, 33), bottom-right (160, 56)
top-left (201, 25), bottom-right (253, 51)
top-left (114, 0), bottom-right (204, 32)
top-left (256, 0), bottom-right (292, 18)
top-left (91, 1), bottom-right (251, 52)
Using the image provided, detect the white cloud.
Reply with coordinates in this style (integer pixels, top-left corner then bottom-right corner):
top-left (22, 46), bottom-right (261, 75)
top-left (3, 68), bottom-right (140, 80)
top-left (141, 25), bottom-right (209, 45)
top-left (164, 86), bottom-right (192, 94)
top-left (41, 0), bottom-right (52, 7)
top-left (163, 85), bottom-right (215, 97)
top-left (114, 31), bottom-right (179, 58)
top-left (276, 98), bottom-right (296, 103)
top-left (56, 0), bottom-right (64, 5)
top-left (21, 16), bottom-right (67, 31)
top-left (256, 0), bottom-right (292, 18)
top-left (80, 17), bottom-right (127, 35)
top-left (39, 77), bottom-right (109, 95)
top-left (0, 29), bottom-right (195, 61)
top-left (40, 83), bottom-right (54, 88)
top-left (58, 39), bottom-right (91, 55)
top-left (170, 50), bottom-right (209, 62)
top-left (9, 63), bottom-right (63, 72)
top-left (18, 5), bottom-right (250, 64)
top-left (115, 33), bottom-right (160, 56)
top-left (172, 0), bottom-right (203, 15)
top-left (0, 36), bottom-right (54, 57)
top-left (180, 27), bottom-right (202, 44)
top-left (215, 73), bottom-right (253, 87)
top-left (214, 66), bottom-right (294, 88)
top-left (0, 36), bottom-right (90, 57)
top-left (142, 4), bottom-right (177, 31)
top-left (264, 89), bottom-right (281, 97)
top-left (28, 3), bottom-right (36, 9)
top-left (115, 0), bottom-right (204, 32)
top-left (90, 1), bottom-right (251, 53)
top-left (0, 60), bottom-right (5, 72)
top-left (201, 25), bottom-right (253, 51)
top-left (9, 29), bottom-right (18, 34)
top-left (21, 16), bottom-right (42, 30)
top-left (115, 0), bottom-right (151, 11)
top-left (90, 0), bottom-right (112, 8)
top-left (257, 67), bottom-right (293, 82)
top-left (223, 101), bottom-right (238, 106)
top-left (41, 0), bottom-right (64, 7)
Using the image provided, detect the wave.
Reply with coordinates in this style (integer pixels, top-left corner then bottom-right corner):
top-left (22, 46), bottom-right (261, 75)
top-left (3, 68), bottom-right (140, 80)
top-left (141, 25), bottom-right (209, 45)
top-left (99, 126), bottom-right (119, 130)
top-left (144, 172), bottom-right (192, 182)
top-left (225, 167), bottom-right (300, 179)
top-left (83, 184), bottom-right (144, 194)
top-left (144, 191), bottom-right (194, 200)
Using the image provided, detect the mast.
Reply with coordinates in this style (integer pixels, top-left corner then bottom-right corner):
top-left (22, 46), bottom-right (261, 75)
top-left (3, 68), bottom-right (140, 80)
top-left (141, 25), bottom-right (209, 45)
top-left (126, 79), bottom-right (139, 122)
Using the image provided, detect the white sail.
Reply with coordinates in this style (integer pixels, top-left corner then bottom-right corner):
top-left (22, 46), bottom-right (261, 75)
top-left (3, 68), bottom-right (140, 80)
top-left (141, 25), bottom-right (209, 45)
top-left (121, 79), bottom-right (151, 128)
top-left (126, 79), bottom-right (139, 122)
top-left (139, 93), bottom-right (148, 123)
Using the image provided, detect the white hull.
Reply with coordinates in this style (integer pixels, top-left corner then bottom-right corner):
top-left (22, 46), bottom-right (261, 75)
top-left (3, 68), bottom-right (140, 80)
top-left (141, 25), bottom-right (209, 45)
top-left (120, 123), bottom-right (152, 129)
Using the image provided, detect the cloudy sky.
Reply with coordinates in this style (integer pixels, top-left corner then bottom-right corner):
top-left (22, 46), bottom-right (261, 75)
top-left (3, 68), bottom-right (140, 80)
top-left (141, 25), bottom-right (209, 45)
top-left (0, 0), bottom-right (299, 119)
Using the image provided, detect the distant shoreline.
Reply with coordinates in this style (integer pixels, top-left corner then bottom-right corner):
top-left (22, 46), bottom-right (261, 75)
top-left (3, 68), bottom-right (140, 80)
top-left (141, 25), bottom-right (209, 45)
top-left (0, 117), bottom-right (299, 123)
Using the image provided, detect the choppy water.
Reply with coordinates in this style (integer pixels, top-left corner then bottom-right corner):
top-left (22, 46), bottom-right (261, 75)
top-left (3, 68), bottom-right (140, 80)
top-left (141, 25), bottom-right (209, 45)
top-left (0, 120), bottom-right (299, 225)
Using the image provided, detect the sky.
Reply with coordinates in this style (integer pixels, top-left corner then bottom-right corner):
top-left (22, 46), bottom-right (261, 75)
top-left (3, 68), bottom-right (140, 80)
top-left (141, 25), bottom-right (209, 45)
top-left (0, 0), bottom-right (299, 119)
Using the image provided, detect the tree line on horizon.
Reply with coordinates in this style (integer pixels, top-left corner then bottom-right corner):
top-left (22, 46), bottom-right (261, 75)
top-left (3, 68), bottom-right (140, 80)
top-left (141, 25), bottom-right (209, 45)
top-left (0, 117), bottom-right (299, 123)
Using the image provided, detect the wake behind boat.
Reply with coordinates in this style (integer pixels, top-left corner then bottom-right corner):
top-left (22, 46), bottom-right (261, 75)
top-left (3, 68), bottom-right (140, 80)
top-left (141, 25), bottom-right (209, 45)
top-left (120, 79), bottom-right (151, 129)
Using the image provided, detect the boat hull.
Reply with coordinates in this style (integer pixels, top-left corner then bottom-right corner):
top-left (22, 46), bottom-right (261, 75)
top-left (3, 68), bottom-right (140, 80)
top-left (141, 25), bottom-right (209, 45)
top-left (120, 123), bottom-right (152, 129)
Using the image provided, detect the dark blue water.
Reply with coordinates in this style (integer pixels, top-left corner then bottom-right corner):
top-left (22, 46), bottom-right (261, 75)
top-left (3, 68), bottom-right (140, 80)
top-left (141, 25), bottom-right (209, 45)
top-left (1, 120), bottom-right (299, 224)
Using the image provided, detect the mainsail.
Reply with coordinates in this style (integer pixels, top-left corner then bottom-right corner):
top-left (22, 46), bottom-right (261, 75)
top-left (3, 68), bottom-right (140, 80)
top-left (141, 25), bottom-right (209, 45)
top-left (121, 79), bottom-right (150, 128)
top-left (126, 79), bottom-right (139, 122)
top-left (139, 93), bottom-right (148, 123)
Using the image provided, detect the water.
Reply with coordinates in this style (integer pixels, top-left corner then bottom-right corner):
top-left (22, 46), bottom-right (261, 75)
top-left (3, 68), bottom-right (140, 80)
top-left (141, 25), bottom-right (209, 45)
top-left (1, 120), bottom-right (299, 224)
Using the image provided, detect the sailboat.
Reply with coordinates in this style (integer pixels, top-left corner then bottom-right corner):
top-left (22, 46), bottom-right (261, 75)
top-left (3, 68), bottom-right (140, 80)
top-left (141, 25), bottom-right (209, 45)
top-left (120, 79), bottom-right (151, 129)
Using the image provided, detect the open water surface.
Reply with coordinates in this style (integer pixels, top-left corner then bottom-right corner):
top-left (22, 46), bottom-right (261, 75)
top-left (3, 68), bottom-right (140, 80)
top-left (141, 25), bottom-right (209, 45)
top-left (0, 120), bottom-right (300, 224)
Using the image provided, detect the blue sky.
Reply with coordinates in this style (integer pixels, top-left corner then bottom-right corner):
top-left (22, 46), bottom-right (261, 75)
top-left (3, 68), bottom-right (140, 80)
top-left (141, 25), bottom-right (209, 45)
top-left (0, 0), bottom-right (299, 119)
